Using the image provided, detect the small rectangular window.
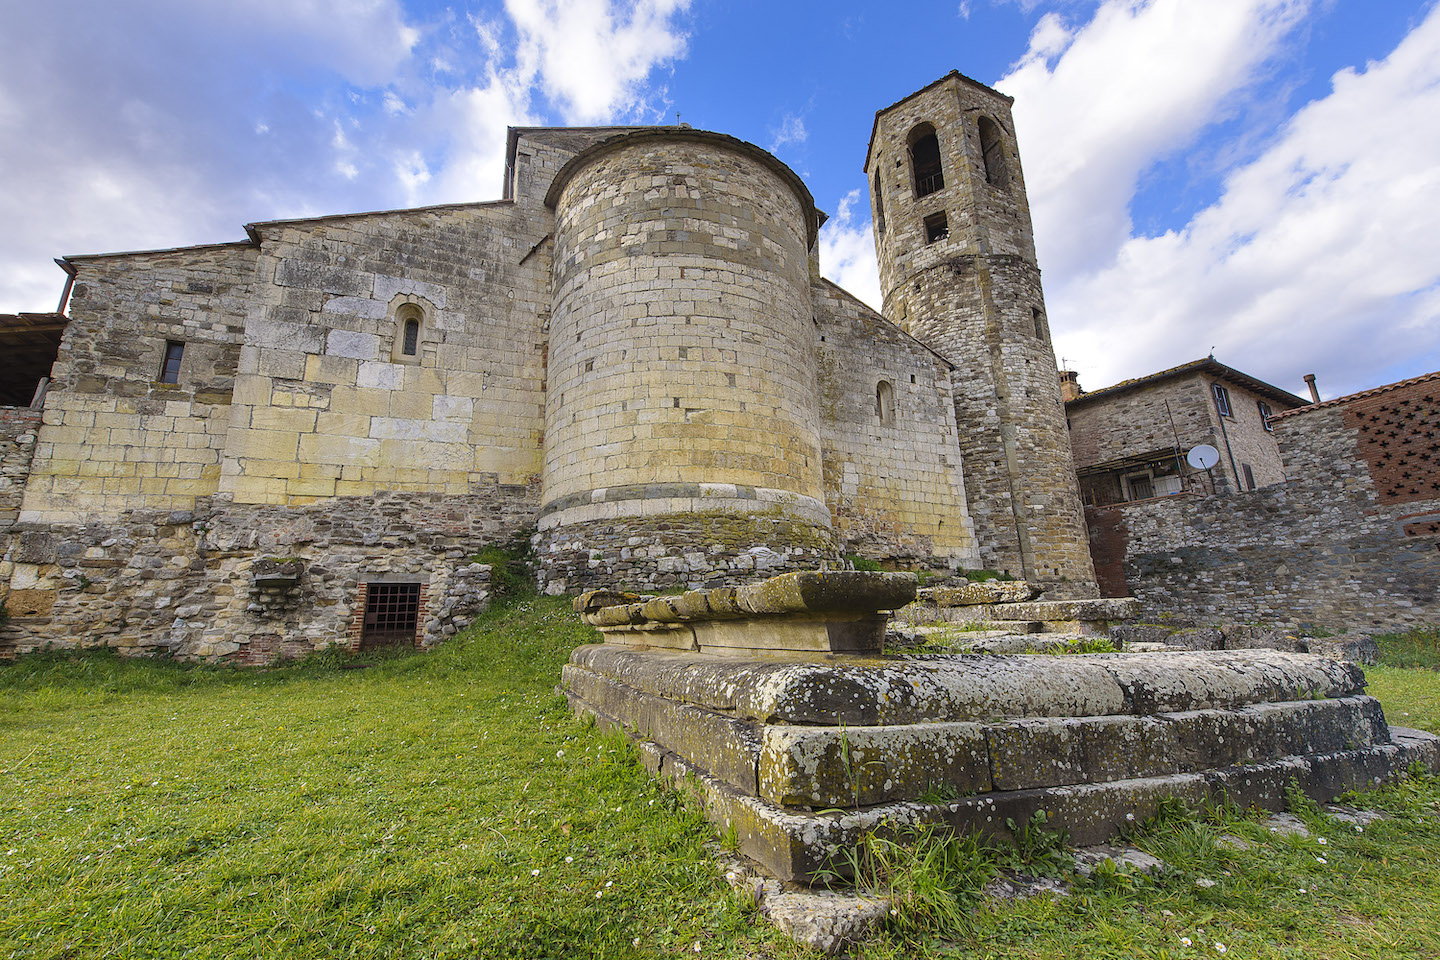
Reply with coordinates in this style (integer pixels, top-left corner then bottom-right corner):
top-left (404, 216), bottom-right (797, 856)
top-left (159, 341), bottom-right (184, 384)
top-left (1242, 463), bottom-right (1256, 491)
top-left (361, 582), bottom-right (421, 649)
top-left (1212, 383), bottom-right (1232, 418)
top-left (924, 212), bottom-right (949, 243)
top-left (1258, 400), bottom-right (1274, 431)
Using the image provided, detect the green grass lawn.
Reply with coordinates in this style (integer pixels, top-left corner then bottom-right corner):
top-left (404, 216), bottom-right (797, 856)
top-left (2, 605), bottom-right (1439, 959)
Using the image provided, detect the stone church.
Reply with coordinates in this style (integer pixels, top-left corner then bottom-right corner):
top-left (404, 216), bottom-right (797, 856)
top-left (0, 71), bottom-right (1096, 662)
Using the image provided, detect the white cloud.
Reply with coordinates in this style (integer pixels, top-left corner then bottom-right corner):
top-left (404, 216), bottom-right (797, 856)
top-left (383, 92), bottom-right (409, 115)
top-left (1051, 2), bottom-right (1440, 397)
top-left (1002, 0), bottom-right (1313, 279)
top-left (768, 114), bottom-right (807, 153)
top-left (0, 0), bottom-right (694, 311)
top-left (818, 190), bottom-right (882, 312)
top-left (1024, 12), bottom-right (1074, 61)
top-left (505, 0), bottom-right (691, 124)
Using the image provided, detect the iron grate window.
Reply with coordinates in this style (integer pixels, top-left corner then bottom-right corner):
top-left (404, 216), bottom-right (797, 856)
top-left (362, 582), bottom-right (420, 648)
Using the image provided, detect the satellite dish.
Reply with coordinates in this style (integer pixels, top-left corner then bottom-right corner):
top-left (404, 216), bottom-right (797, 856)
top-left (1187, 444), bottom-right (1220, 470)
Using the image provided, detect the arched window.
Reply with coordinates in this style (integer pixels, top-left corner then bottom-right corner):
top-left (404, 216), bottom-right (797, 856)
top-left (907, 123), bottom-right (944, 198)
top-left (392, 302), bottom-right (426, 364)
top-left (977, 116), bottom-right (1008, 189)
top-left (873, 170), bottom-right (886, 235)
top-left (876, 380), bottom-right (895, 424)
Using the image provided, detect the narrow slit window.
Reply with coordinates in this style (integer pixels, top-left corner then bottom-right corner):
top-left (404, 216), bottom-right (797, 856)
top-left (908, 123), bottom-right (944, 198)
top-left (876, 380), bottom-right (896, 425)
top-left (924, 212), bottom-right (949, 243)
top-left (392, 302), bottom-right (426, 363)
top-left (873, 170), bottom-right (886, 235)
top-left (362, 582), bottom-right (420, 649)
top-left (1031, 307), bottom-right (1046, 340)
top-left (159, 341), bottom-right (184, 384)
top-left (1242, 463), bottom-right (1256, 491)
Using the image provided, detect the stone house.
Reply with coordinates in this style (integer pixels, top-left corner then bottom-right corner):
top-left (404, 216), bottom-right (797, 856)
top-left (0, 71), bottom-right (1097, 663)
top-left (1063, 358), bottom-right (1307, 506)
top-left (1086, 368), bottom-right (1440, 628)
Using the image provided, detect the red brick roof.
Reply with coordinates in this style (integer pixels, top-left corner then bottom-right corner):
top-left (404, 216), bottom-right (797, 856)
top-left (1271, 368), bottom-right (1440, 420)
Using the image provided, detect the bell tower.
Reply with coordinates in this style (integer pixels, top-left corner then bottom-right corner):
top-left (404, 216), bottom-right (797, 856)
top-left (864, 71), bottom-right (1096, 596)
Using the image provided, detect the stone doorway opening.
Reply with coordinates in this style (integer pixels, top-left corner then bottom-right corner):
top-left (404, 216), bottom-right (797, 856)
top-left (360, 582), bottom-right (421, 650)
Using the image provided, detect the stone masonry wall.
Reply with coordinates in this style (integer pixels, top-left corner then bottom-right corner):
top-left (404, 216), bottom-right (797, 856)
top-left (1067, 373), bottom-right (1287, 498)
top-left (866, 73), bottom-right (1096, 594)
top-left (21, 244), bottom-right (256, 523)
top-left (1212, 377), bottom-right (1288, 490)
top-left (1091, 384), bottom-right (1440, 630)
top-left (543, 133), bottom-right (824, 517)
top-left (0, 407), bottom-right (41, 533)
top-left (1068, 377), bottom-right (1214, 481)
top-left (813, 279), bottom-right (979, 568)
top-left (220, 202), bottom-right (549, 505)
top-left (0, 483), bottom-right (536, 662)
top-left (534, 510), bottom-right (839, 595)
top-left (535, 131), bottom-right (835, 592)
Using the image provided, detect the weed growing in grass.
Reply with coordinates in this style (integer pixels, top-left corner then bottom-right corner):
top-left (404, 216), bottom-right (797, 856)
top-left (469, 532), bottom-right (539, 601)
top-left (850, 827), bottom-right (997, 941)
top-left (1000, 810), bottom-right (1070, 877)
top-left (1048, 636), bottom-right (1119, 655)
top-left (1375, 624), bottom-right (1440, 669)
top-left (962, 568), bottom-right (1015, 582)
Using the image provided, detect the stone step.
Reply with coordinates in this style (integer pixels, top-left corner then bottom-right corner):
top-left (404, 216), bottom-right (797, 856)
top-left (896, 597), bottom-right (1140, 637)
top-left (563, 642), bottom-right (1440, 886)
top-left (566, 663), bottom-right (1390, 808)
top-left (566, 645), bottom-right (1368, 725)
top-left (640, 728), bottom-right (1440, 883)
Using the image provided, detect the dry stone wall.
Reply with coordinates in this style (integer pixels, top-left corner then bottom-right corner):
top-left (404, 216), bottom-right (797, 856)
top-left (0, 407), bottom-right (40, 533)
top-left (0, 484), bottom-right (534, 661)
top-left (1092, 386), bottom-right (1440, 630)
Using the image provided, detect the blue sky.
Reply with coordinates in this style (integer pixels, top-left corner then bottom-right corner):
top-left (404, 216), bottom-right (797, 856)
top-left (2, 0), bottom-right (1437, 398)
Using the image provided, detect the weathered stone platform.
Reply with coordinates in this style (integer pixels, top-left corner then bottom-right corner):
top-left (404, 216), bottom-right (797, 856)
top-left (561, 572), bottom-right (1440, 884)
top-left (574, 570), bottom-right (915, 656)
top-left (895, 583), bottom-right (1139, 636)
